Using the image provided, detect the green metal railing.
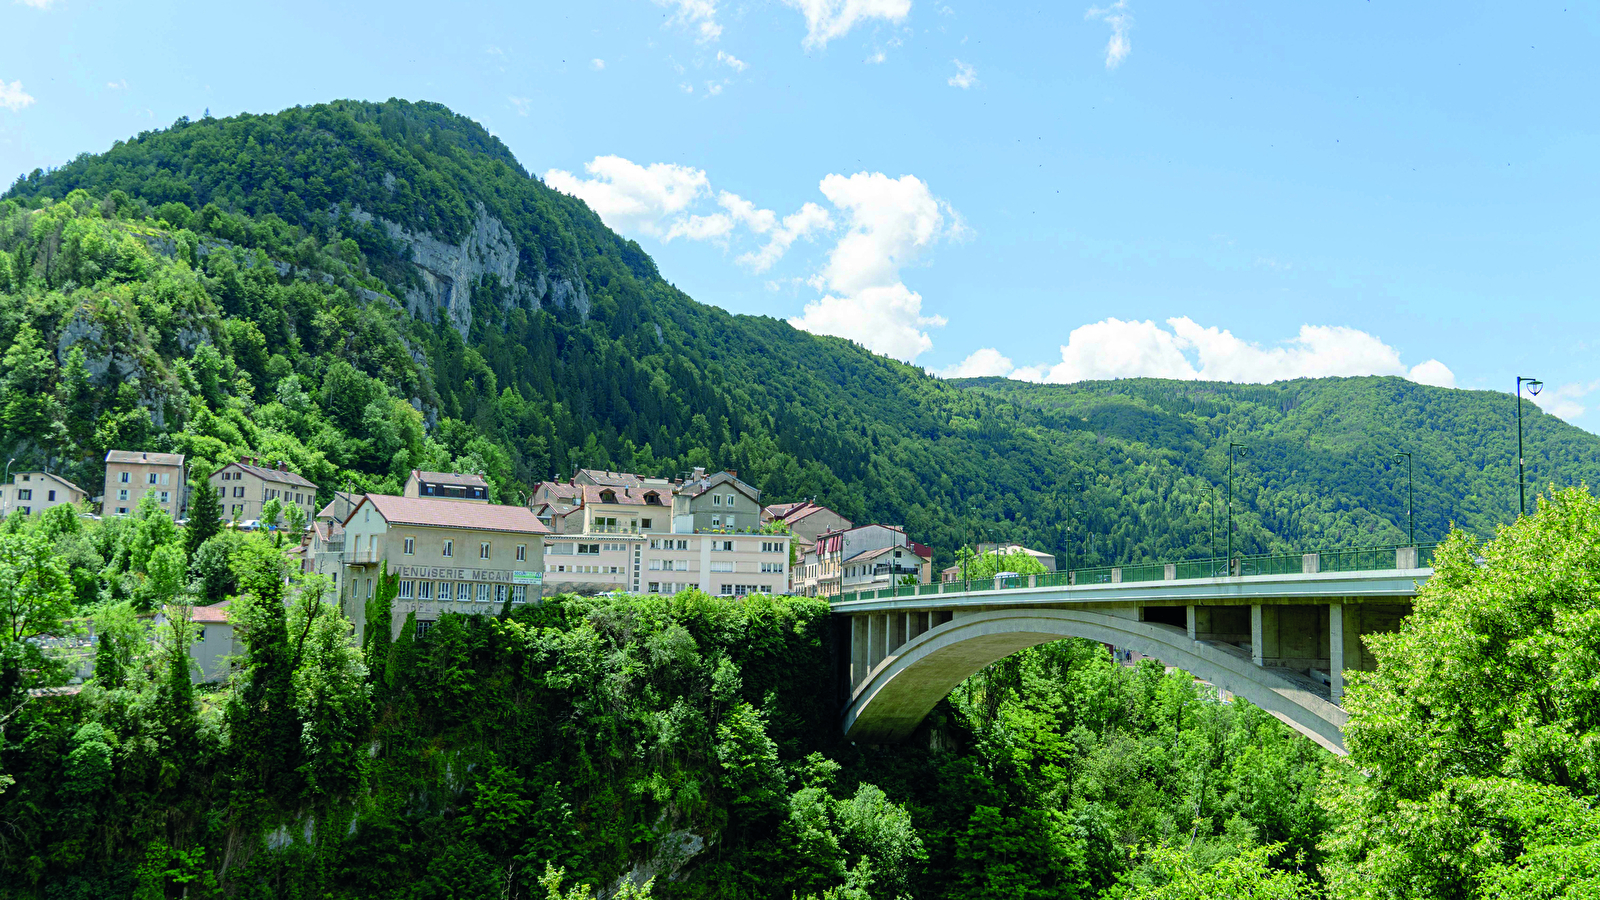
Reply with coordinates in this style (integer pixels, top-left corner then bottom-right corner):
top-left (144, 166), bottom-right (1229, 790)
top-left (830, 542), bottom-right (1440, 605)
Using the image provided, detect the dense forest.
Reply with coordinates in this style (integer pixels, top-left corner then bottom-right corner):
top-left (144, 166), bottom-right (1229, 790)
top-left (4, 99), bottom-right (1599, 576)
top-left (4, 99), bottom-right (1600, 898)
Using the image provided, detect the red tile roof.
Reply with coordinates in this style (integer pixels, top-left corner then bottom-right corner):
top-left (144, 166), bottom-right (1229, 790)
top-left (359, 494), bottom-right (550, 535)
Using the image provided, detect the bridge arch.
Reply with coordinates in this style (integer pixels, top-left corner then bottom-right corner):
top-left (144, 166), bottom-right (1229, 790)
top-left (842, 608), bottom-right (1348, 753)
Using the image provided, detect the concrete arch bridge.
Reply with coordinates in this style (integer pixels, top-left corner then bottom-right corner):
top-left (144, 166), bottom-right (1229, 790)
top-left (831, 547), bottom-right (1434, 754)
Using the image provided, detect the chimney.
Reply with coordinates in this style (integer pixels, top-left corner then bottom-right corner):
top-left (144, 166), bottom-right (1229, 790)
top-left (278, 461), bottom-right (288, 472)
top-left (692, 466), bottom-right (706, 480)
top-left (727, 470), bottom-right (738, 479)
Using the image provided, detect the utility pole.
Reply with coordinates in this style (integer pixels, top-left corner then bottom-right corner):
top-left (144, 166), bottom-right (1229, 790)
top-left (1202, 484), bottom-right (1218, 569)
top-left (1516, 376), bottom-right (1543, 516)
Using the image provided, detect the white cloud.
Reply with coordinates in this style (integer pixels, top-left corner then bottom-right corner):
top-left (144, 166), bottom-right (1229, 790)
top-left (784, 0), bottom-right (912, 50)
top-left (664, 212), bottom-right (734, 242)
top-left (706, 81), bottom-right (725, 95)
top-left (730, 195), bottom-right (833, 273)
top-left (788, 172), bottom-right (959, 361)
top-left (948, 59), bottom-right (977, 89)
top-left (15, 0), bottom-right (61, 7)
top-left (1531, 380), bottom-right (1600, 423)
top-left (865, 51), bottom-right (887, 64)
top-left (508, 96), bottom-right (532, 116)
top-left (1407, 359), bottom-right (1457, 389)
top-left (106, 79), bottom-right (127, 90)
top-left (657, 0), bottom-right (722, 42)
top-left (591, 58), bottom-right (606, 70)
top-left (1085, 0), bottom-right (1132, 69)
top-left (940, 347), bottom-right (1014, 378)
top-left (954, 317), bottom-right (1461, 388)
top-left (543, 156), bottom-right (711, 236)
top-left (716, 50), bottom-right (747, 71)
top-left (0, 80), bottom-right (34, 111)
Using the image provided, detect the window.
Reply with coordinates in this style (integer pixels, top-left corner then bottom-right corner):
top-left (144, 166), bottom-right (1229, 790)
top-left (761, 562), bottom-right (784, 573)
top-left (516, 544), bottom-right (527, 561)
top-left (649, 582), bottom-right (660, 592)
top-left (476, 583), bottom-right (491, 603)
top-left (234, 486), bottom-right (244, 497)
top-left (714, 540), bottom-right (734, 552)
top-left (726, 494), bottom-right (737, 507)
top-left (15, 489), bottom-right (29, 501)
top-left (159, 491), bottom-right (170, 503)
top-left (711, 515), bottom-right (721, 528)
top-left (642, 518), bottom-right (653, 529)
top-left (676, 539), bottom-right (689, 550)
top-left (455, 583), bottom-right (471, 601)
top-left (418, 581), bottom-right (432, 600)
top-left (495, 584), bottom-right (507, 604)
top-left (415, 620), bottom-right (434, 639)
top-left (649, 538), bottom-right (661, 549)
top-left (217, 486), bottom-right (226, 498)
top-left (512, 585), bottom-right (526, 603)
top-left (726, 515), bottom-right (735, 529)
top-left (116, 507), bottom-right (128, 515)
top-left (295, 493), bottom-right (303, 504)
top-left (721, 584), bottom-right (734, 596)
top-left (231, 504), bottom-right (243, 515)
top-left (47, 490), bottom-right (54, 501)
top-left (578, 544), bottom-right (600, 555)
top-left (366, 579), bottom-right (374, 599)
top-left (119, 472), bottom-right (130, 483)
top-left (148, 473), bottom-right (158, 485)
top-left (403, 537), bottom-right (415, 555)
top-left (442, 540), bottom-right (453, 558)
top-left (398, 581), bottom-right (414, 599)
top-left (480, 542), bottom-right (491, 559)
top-left (762, 541), bottom-right (784, 553)
top-left (711, 561), bottom-right (734, 573)
top-left (649, 559), bottom-right (662, 570)
top-left (674, 559), bottom-right (689, 572)
top-left (438, 581), bottom-right (453, 601)
top-left (712, 494), bottom-right (722, 506)
top-left (118, 489), bottom-right (129, 501)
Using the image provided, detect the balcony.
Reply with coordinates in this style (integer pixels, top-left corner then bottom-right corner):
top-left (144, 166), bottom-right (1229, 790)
top-left (344, 546), bottom-right (382, 565)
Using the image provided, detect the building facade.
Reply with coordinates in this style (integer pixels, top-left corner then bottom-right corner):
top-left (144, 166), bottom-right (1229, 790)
top-left (532, 467), bottom-right (792, 597)
top-left (801, 524), bottom-right (932, 598)
top-left (0, 471), bottom-right (87, 518)
top-left (341, 494), bottom-right (549, 638)
top-left (102, 450), bottom-right (186, 518)
top-left (404, 470), bottom-right (490, 502)
top-left (761, 500), bottom-right (853, 543)
top-left (209, 457), bottom-right (318, 524)
top-left (941, 543), bottom-right (1059, 582)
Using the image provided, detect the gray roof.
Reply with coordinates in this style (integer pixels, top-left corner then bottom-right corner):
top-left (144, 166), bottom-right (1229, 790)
top-left (105, 450), bottom-right (185, 467)
top-left (216, 461), bottom-right (318, 489)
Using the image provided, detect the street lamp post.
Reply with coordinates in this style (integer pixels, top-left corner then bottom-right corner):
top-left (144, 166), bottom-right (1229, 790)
top-left (1201, 484), bottom-right (1218, 569)
top-left (1067, 477), bottom-right (1086, 577)
top-left (1227, 443), bottom-right (1250, 573)
top-left (1392, 451), bottom-right (1414, 546)
top-left (1, 458), bottom-right (13, 519)
top-left (1516, 376), bottom-right (1543, 517)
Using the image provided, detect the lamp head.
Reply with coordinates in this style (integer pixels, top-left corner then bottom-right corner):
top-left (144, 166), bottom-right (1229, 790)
top-left (1528, 380), bottom-right (1543, 396)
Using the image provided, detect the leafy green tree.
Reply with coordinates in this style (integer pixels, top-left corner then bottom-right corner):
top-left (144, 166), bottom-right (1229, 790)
top-left (0, 531), bottom-right (76, 693)
top-left (1110, 844), bottom-right (1319, 900)
top-left (1324, 485), bottom-right (1600, 899)
top-left (0, 322), bottom-right (65, 447)
top-left (184, 469), bottom-right (221, 555)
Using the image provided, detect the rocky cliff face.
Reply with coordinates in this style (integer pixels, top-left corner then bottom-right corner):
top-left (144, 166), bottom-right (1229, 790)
top-left (357, 202), bottom-right (591, 338)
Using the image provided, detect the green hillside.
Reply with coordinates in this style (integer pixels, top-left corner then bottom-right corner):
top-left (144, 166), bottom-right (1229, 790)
top-left (4, 99), bottom-right (1596, 570)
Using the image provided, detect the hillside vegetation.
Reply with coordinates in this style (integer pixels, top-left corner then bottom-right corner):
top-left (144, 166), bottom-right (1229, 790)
top-left (4, 99), bottom-right (1598, 572)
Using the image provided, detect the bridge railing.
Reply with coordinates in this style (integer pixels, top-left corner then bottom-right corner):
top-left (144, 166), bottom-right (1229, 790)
top-left (832, 542), bottom-right (1440, 605)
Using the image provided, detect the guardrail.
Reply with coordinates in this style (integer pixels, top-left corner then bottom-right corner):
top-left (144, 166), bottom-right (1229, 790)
top-left (833, 543), bottom-right (1438, 605)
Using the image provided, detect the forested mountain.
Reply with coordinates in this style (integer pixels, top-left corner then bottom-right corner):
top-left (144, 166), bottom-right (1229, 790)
top-left (4, 98), bottom-right (1597, 571)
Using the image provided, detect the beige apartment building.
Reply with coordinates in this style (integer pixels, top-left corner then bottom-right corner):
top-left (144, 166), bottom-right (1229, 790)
top-left (103, 450), bottom-right (186, 518)
top-left (342, 494), bottom-right (549, 638)
top-left (404, 470), bottom-right (490, 502)
top-left (210, 457), bottom-right (318, 524)
top-left (762, 500), bottom-right (853, 543)
top-left (532, 467), bottom-right (792, 596)
top-left (0, 471), bottom-right (87, 518)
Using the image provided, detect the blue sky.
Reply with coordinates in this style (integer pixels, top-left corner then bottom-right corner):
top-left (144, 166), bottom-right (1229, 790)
top-left (2, 0), bottom-right (1597, 430)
